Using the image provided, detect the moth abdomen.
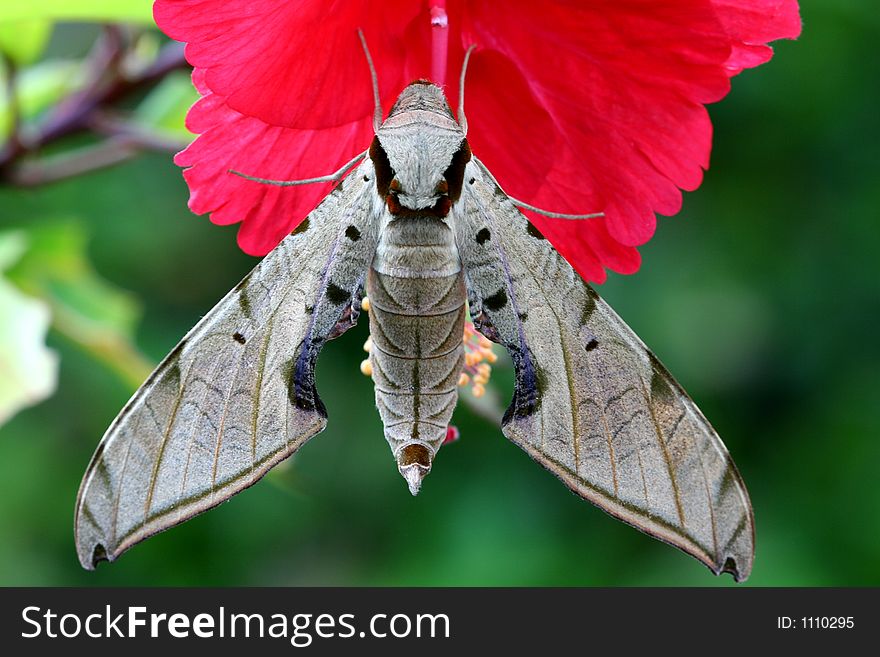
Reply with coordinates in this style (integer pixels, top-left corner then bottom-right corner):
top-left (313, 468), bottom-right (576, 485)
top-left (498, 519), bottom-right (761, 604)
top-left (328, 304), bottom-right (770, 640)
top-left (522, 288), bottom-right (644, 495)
top-left (367, 213), bottom-right (467, 495)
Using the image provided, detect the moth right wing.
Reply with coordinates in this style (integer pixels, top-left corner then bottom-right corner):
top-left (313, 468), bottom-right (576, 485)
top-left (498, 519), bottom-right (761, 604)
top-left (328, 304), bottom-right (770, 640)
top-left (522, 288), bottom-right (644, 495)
top-left (454, 157), bottom-right (755, 580)
top-left (75, 157), bottom-right (382, 569)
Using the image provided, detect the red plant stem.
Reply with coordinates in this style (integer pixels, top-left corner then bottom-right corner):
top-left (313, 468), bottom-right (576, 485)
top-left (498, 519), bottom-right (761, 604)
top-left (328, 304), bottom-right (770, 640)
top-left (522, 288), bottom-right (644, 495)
top-left (430, 1), bottom-right (449, 86)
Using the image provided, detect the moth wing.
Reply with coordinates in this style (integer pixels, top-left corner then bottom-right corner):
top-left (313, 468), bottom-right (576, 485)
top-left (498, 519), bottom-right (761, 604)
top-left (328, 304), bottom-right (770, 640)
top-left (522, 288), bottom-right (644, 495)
top-left (454, 157), bottom-right (755, 581)
top-left (75, 158), bottom-right (382, 569)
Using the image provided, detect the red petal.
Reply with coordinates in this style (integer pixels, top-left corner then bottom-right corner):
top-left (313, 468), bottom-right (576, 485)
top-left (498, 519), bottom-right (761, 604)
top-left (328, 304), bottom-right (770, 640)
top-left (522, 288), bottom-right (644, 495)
top-left (453, 0), bottom-right (799, 279)
top-left (459, 1), bottom-right (726, 250)
top-left (176, 88), bottom-right (373, 255)
top-left (155, 0), bottom-right (800, 280)
top-left (713, 0), bottom-right (803, 74)
top-left (153, 0), bottom-right (424, 128)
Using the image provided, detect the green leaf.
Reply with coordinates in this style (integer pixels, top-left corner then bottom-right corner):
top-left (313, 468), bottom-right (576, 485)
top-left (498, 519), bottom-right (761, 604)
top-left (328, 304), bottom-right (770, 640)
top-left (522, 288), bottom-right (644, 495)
top-left (0, 2), bottom-right (154, 25)
top-left (0, 231), bottom-right (59, 428)
top-left (0, 20), bottom-right (52, 65)
top-left (134, 70), bottom-right (198, 139)
top-left (6, 220), bottom-right (153, 389)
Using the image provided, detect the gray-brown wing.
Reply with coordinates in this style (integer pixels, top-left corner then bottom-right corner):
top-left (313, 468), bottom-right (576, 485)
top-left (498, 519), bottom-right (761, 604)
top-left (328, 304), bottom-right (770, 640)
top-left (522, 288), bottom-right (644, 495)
top-left (75, 158), bottom-right (382, 569)
top-left (453, 158), bottom-right (755, 581)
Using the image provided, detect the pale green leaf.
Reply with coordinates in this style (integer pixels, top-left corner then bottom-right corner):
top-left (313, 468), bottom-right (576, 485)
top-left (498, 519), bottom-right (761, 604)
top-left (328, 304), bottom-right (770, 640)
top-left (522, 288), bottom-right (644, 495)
top-left (0, 2), bottom-right (154, 25)
top-left (0, 231), bottom-right (59, 428)
top-left (0, 20), bottom-right (52, 65)
top-left (6, 220), bottom-right (153, 389)
top-left (134, 70), bottom-right (198, 139)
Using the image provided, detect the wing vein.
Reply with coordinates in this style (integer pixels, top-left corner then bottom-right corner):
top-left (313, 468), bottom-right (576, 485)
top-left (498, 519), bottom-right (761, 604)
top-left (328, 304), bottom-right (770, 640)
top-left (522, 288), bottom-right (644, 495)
top-left (143, 371), bottom-right (187, 522)
top-left (638, 377), bottom-right (686, 527)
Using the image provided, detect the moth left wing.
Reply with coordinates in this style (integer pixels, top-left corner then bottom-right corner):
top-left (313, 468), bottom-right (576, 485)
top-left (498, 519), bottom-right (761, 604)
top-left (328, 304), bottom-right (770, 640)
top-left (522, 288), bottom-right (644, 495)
top-left (75, 158), bottom-right (382, 569)
top-left (453, 157), bottom-right (755, 580)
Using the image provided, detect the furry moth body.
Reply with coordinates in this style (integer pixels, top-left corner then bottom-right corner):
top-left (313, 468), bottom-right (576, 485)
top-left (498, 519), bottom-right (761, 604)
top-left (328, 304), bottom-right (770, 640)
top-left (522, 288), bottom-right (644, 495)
top-left (75, 82), bottom-right (755, 581)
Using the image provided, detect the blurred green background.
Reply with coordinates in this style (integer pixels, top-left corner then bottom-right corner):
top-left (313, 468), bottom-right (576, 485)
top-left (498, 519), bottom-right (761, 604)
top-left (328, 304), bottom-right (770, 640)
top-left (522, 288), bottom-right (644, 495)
top-left (1, 2), bottom-right (877, 586)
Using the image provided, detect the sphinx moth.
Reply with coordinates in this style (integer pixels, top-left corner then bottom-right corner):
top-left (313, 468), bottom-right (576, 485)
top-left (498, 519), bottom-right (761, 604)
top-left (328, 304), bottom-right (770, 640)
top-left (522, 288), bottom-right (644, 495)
top-left (75, 81), bottom-right (754, 581)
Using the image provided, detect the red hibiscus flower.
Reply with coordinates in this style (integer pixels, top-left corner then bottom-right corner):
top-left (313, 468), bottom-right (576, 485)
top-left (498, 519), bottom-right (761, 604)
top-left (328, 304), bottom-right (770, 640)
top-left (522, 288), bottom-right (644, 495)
top-left (153, 0), bottom-right (800, 283)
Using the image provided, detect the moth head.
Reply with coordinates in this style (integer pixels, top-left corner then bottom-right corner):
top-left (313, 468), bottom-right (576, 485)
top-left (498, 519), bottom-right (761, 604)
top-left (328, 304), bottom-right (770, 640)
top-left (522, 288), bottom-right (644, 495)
top-left (372, 81), bottom-right (471, 219)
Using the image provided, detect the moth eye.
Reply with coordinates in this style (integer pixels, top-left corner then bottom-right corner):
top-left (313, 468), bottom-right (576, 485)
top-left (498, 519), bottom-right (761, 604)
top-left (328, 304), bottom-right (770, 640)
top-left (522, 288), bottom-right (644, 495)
top-left (389, 179), bottom-right (402, 193)
top-left (387, 194), bottom-right (403, 214)
top-left (436, 179), bottom-right (449, 195)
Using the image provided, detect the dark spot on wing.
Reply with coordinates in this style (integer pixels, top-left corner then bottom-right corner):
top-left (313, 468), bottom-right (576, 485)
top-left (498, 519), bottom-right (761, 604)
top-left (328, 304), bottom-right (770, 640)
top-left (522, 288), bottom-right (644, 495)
top-left (648, 352), bottom-right (676, 406)
top-left (325, 282), bottom-right (350, 305)
top-left (484, 288), bottom-right (508, 311)
top-left (476, 228), bottom-right (491, 245)
top-left (503, 347), bottom-right (545, 422)
top-left (232, 332), bottom-right (246, 344)
top-left (291, 218), bottom-right (310, 236)
top-left (345, 225), bottom-right (361, 241)
top-left (282, 358), bottom-right (298, 407)
top-left (585, 338), bottom-right (599, 351)
top-left (526, 222), bottom-right (546, 240)
top-left (580, 289), bottom-right (597, 325)
top-left (233, 273), bottom-right (255, 318)
top-left (468, 177), bottom-right (475, 185)
top-left (518, 311), bottom-right (528, 322)
top-left (719, 466), bottom-right (737, 499)
top-left (283, 350), bottom-right (327, 418)
top-left (95, 459), bottom-right (111, 489)
top-left (305, 304), bottom-right (314, 315)
top-left (165, 362), bottom-right (182, 389)
top-left (238, 288), bottom-right (252, 318)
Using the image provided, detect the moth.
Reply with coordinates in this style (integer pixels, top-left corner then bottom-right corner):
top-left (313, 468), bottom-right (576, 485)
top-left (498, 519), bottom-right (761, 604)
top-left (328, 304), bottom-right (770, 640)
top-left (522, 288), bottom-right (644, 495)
top-left (75, 77), bottom-right (754, 581)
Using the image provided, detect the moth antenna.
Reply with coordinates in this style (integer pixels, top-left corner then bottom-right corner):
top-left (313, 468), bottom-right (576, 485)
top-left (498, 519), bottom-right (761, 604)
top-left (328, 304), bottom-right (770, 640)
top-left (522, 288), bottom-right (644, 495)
top-left (357, 28), bottom-right (383, 132)
top-left (229, 151), bottom-right (366, 187)
top-left (510, 197), bottom-right (605, 220)
top-left (458, 44), bottom-right (477, 136)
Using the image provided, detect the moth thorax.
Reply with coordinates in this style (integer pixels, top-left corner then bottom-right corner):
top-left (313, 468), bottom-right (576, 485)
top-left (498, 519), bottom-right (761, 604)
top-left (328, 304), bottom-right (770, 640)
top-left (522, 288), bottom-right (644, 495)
top-left (397, 443), bottom-right (433, 496)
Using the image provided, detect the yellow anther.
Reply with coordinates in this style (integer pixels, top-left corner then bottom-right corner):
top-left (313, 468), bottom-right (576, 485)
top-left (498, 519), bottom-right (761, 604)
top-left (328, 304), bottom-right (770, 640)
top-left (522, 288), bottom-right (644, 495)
top-left (361, 296), bottom-right (371, 312)
top-left (458, 373), bottom-right (470, 387)
top-left (464, 352), bottom-right (478, 367)
top-left (476, 363), bottom-right (491, 376)
top-left (363, 336), bottom-right (372, 352)
top-left (472, 384), bottom-right (485, 398)
top-left (484, 350), bottom-right (498, 363)
top-left (360, 359), bottom-right (373, 376)
top-left (473, 374), bottom-right (488, 386)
